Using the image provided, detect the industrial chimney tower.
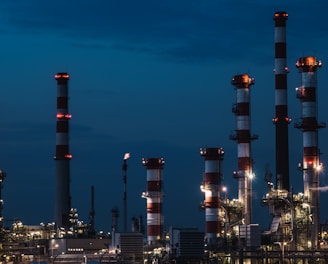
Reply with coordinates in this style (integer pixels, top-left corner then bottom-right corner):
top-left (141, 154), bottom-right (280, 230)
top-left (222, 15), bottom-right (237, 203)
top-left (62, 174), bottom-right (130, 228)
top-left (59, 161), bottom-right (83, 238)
top-left (273, 11), bottom-right (290, 191)
top-left (54, 72), bottom-right (72, 229)
top-left (295, 56), bottom-right (324, 249)
top-left (230, 74), bottom-right (257, 225)
top-left (142, 158), bottom-right (165, 245)
top-left (200, 147), bottom-right (224, 249)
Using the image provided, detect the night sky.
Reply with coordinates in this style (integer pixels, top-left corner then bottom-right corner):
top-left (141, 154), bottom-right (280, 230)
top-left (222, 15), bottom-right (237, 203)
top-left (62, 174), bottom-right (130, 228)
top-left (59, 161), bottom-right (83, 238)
top-left (1, 1), bottom-right (328, 233)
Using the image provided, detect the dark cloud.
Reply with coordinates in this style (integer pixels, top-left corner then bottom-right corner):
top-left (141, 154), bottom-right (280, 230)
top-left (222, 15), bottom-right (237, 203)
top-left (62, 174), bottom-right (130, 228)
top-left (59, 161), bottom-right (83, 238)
top-left (4, 0), bottom-right (325, 63)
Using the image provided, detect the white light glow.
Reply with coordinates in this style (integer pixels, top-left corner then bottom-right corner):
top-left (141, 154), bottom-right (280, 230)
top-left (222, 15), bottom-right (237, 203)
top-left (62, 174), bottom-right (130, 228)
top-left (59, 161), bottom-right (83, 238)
top-left (124, 153), bottom-right (130, 160)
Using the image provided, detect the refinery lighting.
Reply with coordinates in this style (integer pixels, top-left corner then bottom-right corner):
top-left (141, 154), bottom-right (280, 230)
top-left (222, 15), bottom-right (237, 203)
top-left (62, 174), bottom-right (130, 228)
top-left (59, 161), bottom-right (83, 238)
top-left (248, 172), bottom-right (255, 180)
top-left (54, 73), bottom-right (69, 79)
top-left (315, 163), bottom-right (323, 172)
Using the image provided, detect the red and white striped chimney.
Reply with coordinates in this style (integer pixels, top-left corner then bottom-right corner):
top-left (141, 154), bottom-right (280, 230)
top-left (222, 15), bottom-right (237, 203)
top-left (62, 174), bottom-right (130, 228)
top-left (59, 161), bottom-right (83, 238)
top-left (142, 158), bottom-right (164, 245)
top-left (231, 74), bottom-right (256, 225)
top-left (273, 11), bottom-right (290, 191)
top-left (54, 72), bottom-right (72, 229)
top-left (200, 147), bottom-right (224, 249)
top-left (295, 56), bottom-right (324, 249)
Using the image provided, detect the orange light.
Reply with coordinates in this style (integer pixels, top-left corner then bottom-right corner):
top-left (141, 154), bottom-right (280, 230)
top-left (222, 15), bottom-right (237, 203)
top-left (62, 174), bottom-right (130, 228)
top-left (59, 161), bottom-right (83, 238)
top-left (65, 154), bottom-right (72, 159)
top-left (56, 113), bottom-right (71, 119)
top-left (55, 73), bottom-right (70, 80)
top-left (274, 12), bottom-right (288, 18)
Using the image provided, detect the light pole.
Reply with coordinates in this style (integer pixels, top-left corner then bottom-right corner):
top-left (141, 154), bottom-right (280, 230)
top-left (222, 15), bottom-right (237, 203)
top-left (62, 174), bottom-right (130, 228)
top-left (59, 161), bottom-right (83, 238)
top-left (122, 153), bottom-right (130, 232)
top-left (37, 245), bottom-right (40, 264)
top-left (50, 240), bottom-right (58, 261)
top-left (222, 186), bottom-right (228, 201)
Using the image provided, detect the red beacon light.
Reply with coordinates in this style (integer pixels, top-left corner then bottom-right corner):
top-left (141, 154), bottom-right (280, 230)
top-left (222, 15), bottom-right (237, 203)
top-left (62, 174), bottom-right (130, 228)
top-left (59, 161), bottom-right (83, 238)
top-left (56, 113), bottom-right (72, 119)
top-left (65, 154), bottom-right (73, 159)
top-left (285, 117), bottom-right (291, 123)
top-left (54, 73), bottom-right (70, 80)
top-left (274, 12), bottom-right (288, 18)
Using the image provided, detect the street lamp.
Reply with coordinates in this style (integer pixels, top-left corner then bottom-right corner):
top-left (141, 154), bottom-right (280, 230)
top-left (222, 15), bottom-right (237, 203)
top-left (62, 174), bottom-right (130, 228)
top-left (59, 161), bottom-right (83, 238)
top-left (122, 153), bottom-right (130, 232)
top-left (36, 245), bottom-right (40, 264)
top-left (50, 240), bottom-right (59, 261)
top-left (222, 186), bottom-right (228, 201)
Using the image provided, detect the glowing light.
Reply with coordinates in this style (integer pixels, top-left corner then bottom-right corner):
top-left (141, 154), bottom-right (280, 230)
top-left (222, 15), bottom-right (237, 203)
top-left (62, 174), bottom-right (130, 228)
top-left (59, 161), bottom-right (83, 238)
top-left (55, 73), bottom-right (70, 80)
top-left (65, 154), bottom-right (72, 159)
top-left (56, 113), bottom-right (72, 119)
top-left (274, 12), bottom-right (288, 18)
top-left (315, 163), bottom-right (323, 172)
top-left (123, 153), bottom-right (130, 160)
top-left (248, 172), bottom-right (255, 180)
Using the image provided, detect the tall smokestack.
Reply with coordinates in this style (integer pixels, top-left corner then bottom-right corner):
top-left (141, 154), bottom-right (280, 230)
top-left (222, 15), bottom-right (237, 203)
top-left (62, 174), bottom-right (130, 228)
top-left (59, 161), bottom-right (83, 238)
top-left (0, 170), bottom-right (6, 230)
top-left (295, 56), bottom-right (324, 249)
top-left (122, 153), bottom-right (130, 232)
top-left (200, 147), bottom-right (224, 249)
top-left (54, 72), bottom-right (71, 228)
top-left (111, 207), bottom-right (119, 233)
top-left (88, 185), bottom-right (96, 237)
top-left (230, 74), bottom-right (257, 225)
top-left (273, 11), bottom-right (290, 191)
top-left (141, 158), bottom-right (164, 245)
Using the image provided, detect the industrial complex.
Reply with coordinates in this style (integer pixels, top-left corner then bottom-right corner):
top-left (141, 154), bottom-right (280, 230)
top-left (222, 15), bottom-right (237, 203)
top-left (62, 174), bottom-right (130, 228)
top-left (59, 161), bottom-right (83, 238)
top-left (1, 10), bottom-right (328, 264)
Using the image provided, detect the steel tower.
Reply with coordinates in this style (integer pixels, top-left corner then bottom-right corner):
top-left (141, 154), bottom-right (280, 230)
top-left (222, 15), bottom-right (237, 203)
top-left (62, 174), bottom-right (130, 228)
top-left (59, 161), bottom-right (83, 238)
top-left (54, 72), bottom-right (72, 229)
top-left (230, 74), bottom-right (257, 225)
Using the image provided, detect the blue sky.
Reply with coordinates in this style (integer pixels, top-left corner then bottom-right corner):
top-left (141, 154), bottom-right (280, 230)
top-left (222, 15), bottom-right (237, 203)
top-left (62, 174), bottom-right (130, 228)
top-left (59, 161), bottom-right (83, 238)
top-left (1, 0), bottom-right (328, 233)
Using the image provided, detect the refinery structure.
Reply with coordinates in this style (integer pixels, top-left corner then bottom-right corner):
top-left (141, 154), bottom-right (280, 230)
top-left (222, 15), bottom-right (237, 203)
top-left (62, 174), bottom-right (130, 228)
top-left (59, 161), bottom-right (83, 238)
top-left (1, 10), bottom-right (328, 264)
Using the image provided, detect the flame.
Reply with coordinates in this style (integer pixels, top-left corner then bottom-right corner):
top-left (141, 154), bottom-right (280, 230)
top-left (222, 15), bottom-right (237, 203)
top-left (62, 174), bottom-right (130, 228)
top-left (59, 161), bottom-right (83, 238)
top-left (124, 153), bottom-right (130, 160)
